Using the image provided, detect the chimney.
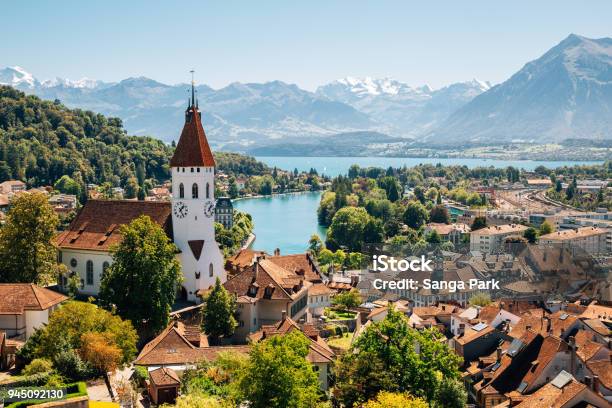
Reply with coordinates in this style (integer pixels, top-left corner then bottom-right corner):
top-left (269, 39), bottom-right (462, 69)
top-left (274, 248), bottom-right (280, 256)
top-left (459, 323), bottom-right (465, 336)
top-left (496, 347), bottom-right (502, 362)
top-left (593, 375), bottom-right (600, 393)
top-left (281, 310), bottom-right (287, 321)
top-left (569, 336), bottom-right (576, 375)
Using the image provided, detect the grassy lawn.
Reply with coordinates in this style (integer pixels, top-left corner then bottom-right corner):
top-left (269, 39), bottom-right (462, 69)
top-left (324, 308), bottom-right (356, 320)
top-left (327, 332), bottom-right (353, 350)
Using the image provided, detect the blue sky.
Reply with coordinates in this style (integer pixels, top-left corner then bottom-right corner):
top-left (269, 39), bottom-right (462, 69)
top-left (2, 0), bottom-right (611, 90)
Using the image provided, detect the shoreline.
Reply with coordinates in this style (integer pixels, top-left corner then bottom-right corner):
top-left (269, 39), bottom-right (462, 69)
top-left (232, 190), bottom-right (323, 202)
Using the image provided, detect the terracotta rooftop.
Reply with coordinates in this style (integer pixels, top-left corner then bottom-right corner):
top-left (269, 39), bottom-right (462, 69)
top-left (135, 321), bottom-right (249, 366)
top-left (226, 248), bottom-right (268, 271)
top-left (586, 359), bottom-right (612, 390)
top-left (268, 253), bottom-right (322, 283)
top-left (0, 284), bottom-right (67, 315)
top-left (513, 378), bottom-right (592, 408)
top-left (540, 226), bottom-right (608, 241)
top-left (148, 367), bottom-right (180, 386)
top-left (470, 224), bottom-right (527, 236)
top-left (309, 283), bottom-right (334, 296)
top-left (54, 200), bottom-right (172, 251)
top-left (248, 315), bottom-right (334, 364)
top-left (169, 104), bottom-right (215, 167)
top-left (223, 258), bottom-right (310, 301)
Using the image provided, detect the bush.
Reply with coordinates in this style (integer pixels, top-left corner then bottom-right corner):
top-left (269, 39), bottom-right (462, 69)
top-left (21, 358), bottom-right (53, 376)
top-left (53, 349), bottom-right (93, 381)
top-left (132, 366), bottom-right (149, 387)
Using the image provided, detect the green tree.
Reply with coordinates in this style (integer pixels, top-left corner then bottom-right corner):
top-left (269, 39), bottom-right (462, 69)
top-left (334, 306), bottom-right (462, 405)
top-left (99, 215), bottom-right (182, 334)
top-left (37, 301), bottom-right (137, 366)
top-left (308, 234), bottom-right (323, 257)
top-left (332, 289), bottom-right (361, 310)
top-left (523, 227), bottom-right (537, 243)
top-left (470, 216), bottom-right (487, 231)
top-left (429, 205), bottom-right (449, 224)
top-left (0, 193), bottom-right (61, 284)
top-left (228, 179), bottom-right (239, 199)
top-left (124, 177), bottom-right (139, 199)
top-left (203, 278), bottom-right (237, 344)
top-left (425, 230), bottom-right (442, 244)
top-left (237, 331), bottom-right (321, 408)
top-left (403, 201), bottom-right (429, 230)
top-left (539, 221), bottom-right (554, 235)
top-left (363, 218), bottom-right (384, 244)
top-left (432, 378), bottom-right (468, 408)
top-left (54, 175), bottom-right (80, 196)
top-left (326, 207), bottom-right (371, 251)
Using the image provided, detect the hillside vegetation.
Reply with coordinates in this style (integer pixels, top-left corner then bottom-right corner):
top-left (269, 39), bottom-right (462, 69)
top-left (0, 86), bottom-right (269, 191)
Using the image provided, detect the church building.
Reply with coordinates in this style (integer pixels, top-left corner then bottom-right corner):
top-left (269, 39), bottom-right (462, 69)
top-left (54, 83), bottom-right (225, 302)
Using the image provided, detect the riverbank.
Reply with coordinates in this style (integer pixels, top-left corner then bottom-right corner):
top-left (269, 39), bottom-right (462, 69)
top-left (232, 189), bottom-right (323, 202)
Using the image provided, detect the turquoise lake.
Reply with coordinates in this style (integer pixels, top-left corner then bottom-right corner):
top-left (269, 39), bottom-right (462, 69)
top-left (233, 191), bottom-right (326, 255)
top-left (235, 156), bottom-right (602, 254)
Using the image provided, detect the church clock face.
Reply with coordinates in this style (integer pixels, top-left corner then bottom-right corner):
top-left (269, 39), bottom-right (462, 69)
top-left (173, 201), bottom-right (188, 219)
top-left (203, 200), bottom-right (215, 218)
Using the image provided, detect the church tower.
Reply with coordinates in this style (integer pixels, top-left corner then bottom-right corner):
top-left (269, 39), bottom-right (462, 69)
top-left (170, 76), bottom-right (225, 302)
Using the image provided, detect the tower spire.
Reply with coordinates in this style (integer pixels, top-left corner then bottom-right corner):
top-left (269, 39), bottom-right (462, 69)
top-left (190, 69), bottom-right (195, 107)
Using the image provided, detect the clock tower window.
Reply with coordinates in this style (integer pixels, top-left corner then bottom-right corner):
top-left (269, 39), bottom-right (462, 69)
top-left (206, 183), bottom-right (210, 199)
top-left (192, 183), bottom-right (199, 199)
top-left (179, 183), bottom-right (185, 199)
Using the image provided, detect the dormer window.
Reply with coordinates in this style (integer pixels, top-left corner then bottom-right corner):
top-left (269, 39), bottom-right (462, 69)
top-left (248, 282), bottom-right (259, 297)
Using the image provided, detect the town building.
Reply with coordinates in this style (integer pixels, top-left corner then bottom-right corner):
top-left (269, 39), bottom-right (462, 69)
top-left (54, 83), bottom-right (225, 302)
top-left (214, 197), bottom-right (233, 229)
top-left (0, 180), bottom-right (26, 194)
top-left (424, 222), bottom-right (470, 245)
top-left (223, 256), bottom-right (312, 340)
top-left (539, 226), bottom-right (609, 255)
top-left (469, 224), bottom-right (528, 253)
top-left (0, 283), bottom-right (67, 340)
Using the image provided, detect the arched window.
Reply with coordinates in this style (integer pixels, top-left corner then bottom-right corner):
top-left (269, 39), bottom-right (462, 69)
top-left (86, 260), bottom-right (94, 285)
top-left (206, 183), bottom-right (210, 199)
top-left (102, 262), bottom-right (110, 275)
top-left (192, 183), bottom-right (199, 199)
top-left (209, 263), bottom-right (214, 277)
top-left (179, 183), bottom-right (184, 199)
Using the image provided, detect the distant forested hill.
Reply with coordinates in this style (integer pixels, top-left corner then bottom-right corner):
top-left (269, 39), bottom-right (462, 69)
top-left (0, 85), bottom-right (172, 189)
top-left (0, 86), bottom-right (270, 191)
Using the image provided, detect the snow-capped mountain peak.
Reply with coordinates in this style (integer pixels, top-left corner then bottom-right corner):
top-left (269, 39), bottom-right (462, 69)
top-left (40, 77), bottom-right (102, 89)
top-left (332, 76), bottom-right (423, 97)
top-left (0, 66), bottom-right (37, 88)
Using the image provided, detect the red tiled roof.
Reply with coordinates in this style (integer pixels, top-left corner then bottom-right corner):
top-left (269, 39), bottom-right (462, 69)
top-left (223, 259), bottom-right (310, 301)
top-left (0, 284), bottom-right (67, 315)
top-left (268, 253), bottom-right (322, 283)
top-left (169, 106), bottom-right (215, 167)
top-left (586, 359), bottom-right (612, 389)
top-left (248, 315), bottom-right (334, 364)
top-left (520, 335), bottom-right (567, 390)
top-left (135, 321), bottom-right (249, 366)
top-left (54, 200), bottom-right (172, 251)
top-left (149, 367), bottom-right (180, 386)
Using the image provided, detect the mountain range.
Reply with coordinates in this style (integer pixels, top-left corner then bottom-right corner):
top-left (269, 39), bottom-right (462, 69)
top-left (2, 34), bottom-right (611, 153)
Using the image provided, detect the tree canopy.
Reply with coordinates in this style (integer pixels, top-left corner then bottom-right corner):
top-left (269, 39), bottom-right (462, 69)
top-left (0, 192), bottom-right (63, 284)
top-left (99, 215), bottom-right (182, 334)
